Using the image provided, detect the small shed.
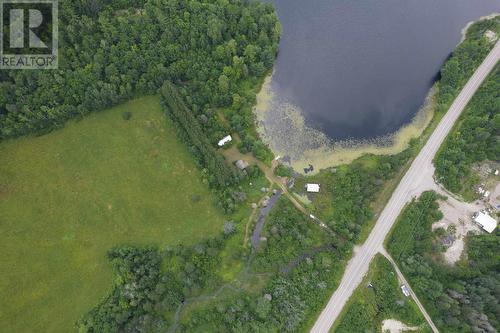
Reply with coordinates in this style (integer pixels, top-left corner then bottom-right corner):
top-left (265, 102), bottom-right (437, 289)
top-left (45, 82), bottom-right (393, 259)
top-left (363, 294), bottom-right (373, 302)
top-left (218, 135), bottom-right (232, 147)
top-left (474, 212), bottom-right (497, 233)
top-left (235, 160), bottom-right (249, 170)
top-left (306, 183), bottom-right (320, 193)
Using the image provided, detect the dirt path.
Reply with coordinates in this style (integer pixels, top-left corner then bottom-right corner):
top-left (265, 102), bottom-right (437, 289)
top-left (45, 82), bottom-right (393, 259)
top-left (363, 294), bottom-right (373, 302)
top-left (382, 251), bottom-right (439, 333)
top-left (221, 146), bottom-right (331, 232)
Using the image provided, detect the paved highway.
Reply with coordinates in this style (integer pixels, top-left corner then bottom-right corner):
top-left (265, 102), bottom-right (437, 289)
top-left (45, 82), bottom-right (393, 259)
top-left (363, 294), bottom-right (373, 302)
top-left (311, 39), bottom-right (500, 333)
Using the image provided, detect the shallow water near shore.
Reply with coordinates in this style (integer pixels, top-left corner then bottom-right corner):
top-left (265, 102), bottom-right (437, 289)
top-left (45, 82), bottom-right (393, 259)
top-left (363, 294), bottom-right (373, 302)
top-left (255, 74), bottom-right (436, 171)
top-left (259, 0), bottom-right (500, 171)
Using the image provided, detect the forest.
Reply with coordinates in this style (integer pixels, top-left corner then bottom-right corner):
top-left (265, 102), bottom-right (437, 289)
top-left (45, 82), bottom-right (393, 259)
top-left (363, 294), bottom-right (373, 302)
top-left (387, 191), bottom-right (500, 333)
top-left (2, 0), bottom-right (499, 331)
top-left (435, 66), bottom-right (499, 197)
top-left (77, 16), bottom-right (500, 332)
top-left (434, 17), bottom-right (500, 197)
top-left (77, 237), bottom-right (229, 332)
top-left (0, 0), bottom-right (280, 157)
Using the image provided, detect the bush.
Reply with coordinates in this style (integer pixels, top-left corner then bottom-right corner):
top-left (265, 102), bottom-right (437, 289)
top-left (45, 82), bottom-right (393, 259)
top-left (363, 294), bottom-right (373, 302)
top-left (122, 111), bottom-right (132, 120)
top-left (274, 164), bottom-right (293, 178)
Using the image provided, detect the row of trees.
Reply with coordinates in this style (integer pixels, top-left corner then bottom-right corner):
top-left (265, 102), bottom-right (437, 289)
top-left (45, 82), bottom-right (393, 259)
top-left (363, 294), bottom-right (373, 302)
top-left (160, 81), bottom-right (267, 213)
top-left (387, 191), bottom-right (500, 332)
top-left (160, 82), bottom-right (241, 212)
top-left (0, 0), bottom-right (280, 154)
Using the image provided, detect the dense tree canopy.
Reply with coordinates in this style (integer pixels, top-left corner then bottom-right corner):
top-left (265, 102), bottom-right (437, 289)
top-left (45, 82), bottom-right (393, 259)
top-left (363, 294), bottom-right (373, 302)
top-left (435, 67), bottom-right (499, 195)
top-left (0, 0), bottom-right (280, 143)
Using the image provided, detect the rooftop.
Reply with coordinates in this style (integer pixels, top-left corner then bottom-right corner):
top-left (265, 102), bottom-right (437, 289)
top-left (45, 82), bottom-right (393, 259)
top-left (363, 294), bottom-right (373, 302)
top-left (474, 212), bottom-right (497, 233)
top-left (306, 183), bottom-right (320, 193)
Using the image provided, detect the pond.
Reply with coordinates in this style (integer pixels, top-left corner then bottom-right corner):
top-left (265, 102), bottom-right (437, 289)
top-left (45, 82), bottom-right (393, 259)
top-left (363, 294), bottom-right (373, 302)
top-left (257, 0), bottom-right (499, 170)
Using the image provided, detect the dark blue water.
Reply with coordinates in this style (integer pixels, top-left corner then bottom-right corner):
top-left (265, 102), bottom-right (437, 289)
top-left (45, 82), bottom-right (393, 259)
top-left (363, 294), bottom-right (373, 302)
top-left (267, 0), bottom-right (499, 141)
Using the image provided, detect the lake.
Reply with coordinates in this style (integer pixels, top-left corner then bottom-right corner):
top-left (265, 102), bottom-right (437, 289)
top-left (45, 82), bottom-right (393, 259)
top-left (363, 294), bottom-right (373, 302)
top-left (257, 0), bottom-right (499, 170)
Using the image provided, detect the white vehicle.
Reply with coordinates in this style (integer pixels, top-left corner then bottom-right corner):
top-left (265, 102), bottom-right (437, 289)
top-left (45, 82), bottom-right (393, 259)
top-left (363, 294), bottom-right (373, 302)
top-left (217, 135), bottom-right (232, 147)
top-left (401, 284), bottom-right (411, 297)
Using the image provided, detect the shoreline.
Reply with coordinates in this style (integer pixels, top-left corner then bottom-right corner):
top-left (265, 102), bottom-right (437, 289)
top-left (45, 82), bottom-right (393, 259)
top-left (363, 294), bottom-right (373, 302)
top-left (254, 12), bottom-right (498, 174)
top-left (254, 73), bottom-right (436, 173)
top-left (460, 12), bottom-right (499, 43)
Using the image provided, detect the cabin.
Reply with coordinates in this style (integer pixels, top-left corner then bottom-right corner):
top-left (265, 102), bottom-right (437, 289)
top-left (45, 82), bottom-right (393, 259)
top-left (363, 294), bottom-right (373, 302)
top-left (473, 212), bottom-right (497, 234)
top-left (218, 135), bottom-right (232, 147)
top-left (235, 160), bottom-right (249, 170)
top-left (306, 183), bottom-right (320, 193)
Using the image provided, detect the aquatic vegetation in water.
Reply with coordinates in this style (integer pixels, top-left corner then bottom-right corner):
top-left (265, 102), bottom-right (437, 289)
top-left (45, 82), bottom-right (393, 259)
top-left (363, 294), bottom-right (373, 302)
top-left (255, 74), bottom-right (436, 173)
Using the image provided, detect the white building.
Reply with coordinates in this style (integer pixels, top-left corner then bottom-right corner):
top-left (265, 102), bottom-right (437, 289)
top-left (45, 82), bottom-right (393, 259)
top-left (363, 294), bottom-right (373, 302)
top-left (306, 183), bottom-right (320, 193)
top-left (218, 135), bottom-right (232, 147)
top-left (474, 212), bottom-right (497, 233)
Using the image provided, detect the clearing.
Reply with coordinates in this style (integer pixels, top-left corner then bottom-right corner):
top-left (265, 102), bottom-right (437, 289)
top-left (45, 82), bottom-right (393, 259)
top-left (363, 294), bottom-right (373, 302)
top-left (382, 319), bottom-right (419, 333)
top-left (432, 194), bottom-right (482, 265)
top-left (0, 96), bottom-right (225, 332)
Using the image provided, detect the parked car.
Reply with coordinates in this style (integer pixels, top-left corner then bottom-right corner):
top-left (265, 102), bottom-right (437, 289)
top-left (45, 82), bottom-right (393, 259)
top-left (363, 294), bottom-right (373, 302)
top-left (401, 284), bottom-right (411, 297)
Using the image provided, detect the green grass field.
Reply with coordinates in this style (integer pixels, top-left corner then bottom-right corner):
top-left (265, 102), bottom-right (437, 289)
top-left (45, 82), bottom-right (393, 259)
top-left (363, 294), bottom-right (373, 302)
top-left (0, 96), bottom-right (225, 332)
